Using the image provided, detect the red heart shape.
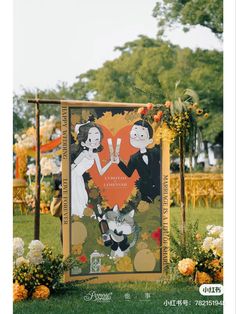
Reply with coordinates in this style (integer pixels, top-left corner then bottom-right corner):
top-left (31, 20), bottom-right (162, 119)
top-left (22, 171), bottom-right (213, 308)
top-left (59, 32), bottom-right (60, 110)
top-left (89, 125), bottom-right (139, 208)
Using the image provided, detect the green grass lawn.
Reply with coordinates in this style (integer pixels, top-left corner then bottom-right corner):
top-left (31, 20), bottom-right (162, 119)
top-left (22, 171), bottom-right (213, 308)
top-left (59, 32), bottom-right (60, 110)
top-left (13, 206), bottom-right (223, 314)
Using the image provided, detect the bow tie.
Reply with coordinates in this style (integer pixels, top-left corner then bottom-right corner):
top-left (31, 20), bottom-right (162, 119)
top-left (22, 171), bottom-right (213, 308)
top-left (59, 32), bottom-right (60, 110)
top-left (140, 152), bottom-right (148, 156)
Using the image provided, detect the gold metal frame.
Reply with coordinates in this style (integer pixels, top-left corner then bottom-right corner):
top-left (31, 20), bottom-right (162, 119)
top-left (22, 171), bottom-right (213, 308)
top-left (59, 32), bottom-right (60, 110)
top-left (61, 100), bottom-right (170, 283)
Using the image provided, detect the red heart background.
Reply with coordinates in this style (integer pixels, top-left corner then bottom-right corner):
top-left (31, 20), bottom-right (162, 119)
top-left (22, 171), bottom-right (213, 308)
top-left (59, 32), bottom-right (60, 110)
top-left (89, 124), bottom-right (139, 208)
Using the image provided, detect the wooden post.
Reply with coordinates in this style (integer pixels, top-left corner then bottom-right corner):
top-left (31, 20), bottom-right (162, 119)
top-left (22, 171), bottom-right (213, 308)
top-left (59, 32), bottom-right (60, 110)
top-left (34, 97), bottom-right (40, 240)
top-left (179, 134), bottom-right (186, 246)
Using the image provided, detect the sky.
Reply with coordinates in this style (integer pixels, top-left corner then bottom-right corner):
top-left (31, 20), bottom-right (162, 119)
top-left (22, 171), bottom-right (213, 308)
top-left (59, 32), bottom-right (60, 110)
top-left (14, 0), bottom-right (222, 94)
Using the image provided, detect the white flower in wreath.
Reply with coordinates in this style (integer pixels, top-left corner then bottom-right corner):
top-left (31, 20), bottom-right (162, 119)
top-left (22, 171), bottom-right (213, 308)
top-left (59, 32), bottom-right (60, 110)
top-left (27, 240), bottom-right (45, 265)
top-left (13, 237), bottom-right (24, 258)
top-left (202, 237), bottom-right (214, 252)
top-left (26, 164), bottom-right (36, 176)
top-left (15, 256), bottom-right (29, 267)
top-left (28, 240), bottom-right (45, 252)
top-left (207, 225), bottom-right (223, 237)
top-left (40, 157), bottom-right (60, 176)
top-left (212, 237), bottom-right (223, 257)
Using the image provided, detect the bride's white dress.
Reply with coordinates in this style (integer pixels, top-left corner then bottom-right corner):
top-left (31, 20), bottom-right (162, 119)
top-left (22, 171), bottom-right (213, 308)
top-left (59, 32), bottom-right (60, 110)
top-left (71, 156), bottom-right (94, 217)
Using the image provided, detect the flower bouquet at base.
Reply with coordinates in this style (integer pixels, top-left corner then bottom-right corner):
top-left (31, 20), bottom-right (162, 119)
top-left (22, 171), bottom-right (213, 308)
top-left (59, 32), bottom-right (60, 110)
top-left (167, 223), bottom-right (223, 286)
top-left (13, 237), bottom-right (89, 302)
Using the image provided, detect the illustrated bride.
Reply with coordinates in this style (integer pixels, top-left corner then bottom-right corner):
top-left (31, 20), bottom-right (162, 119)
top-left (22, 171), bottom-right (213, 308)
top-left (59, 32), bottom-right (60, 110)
top-left (71, 118), bottom-right (112, 218)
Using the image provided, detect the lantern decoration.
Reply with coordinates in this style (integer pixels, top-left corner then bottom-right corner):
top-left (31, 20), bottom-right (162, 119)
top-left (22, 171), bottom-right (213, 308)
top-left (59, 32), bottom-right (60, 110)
top-left (90, 250), bottom-right (104, 273)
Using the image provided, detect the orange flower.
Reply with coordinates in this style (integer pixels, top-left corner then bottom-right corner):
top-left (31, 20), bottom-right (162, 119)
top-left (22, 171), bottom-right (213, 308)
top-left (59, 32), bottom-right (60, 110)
top-left (178, 258), bottom-right (196, 276)
top-left (209, 259), bottom-right (221, 269)
top-left (214, 268), bottom-right (223, 282)
top-left (13, 283), bottom-right (28, 302)
top-left (195, 233), bottom-right (202, 241)
top-left (32, 285), bottom-right (50, 300)
top-left (141, 232), bottom-right (149, 241)
top-left (138, 107), bottom-right (148, 115)
top-left (153, 111), bottom-right (163, 122)
top-left (165, 101), bottom-right (172, 108)
top-left (101, 265), bottom-right (112, 273)
top-left (195, 271), bottom-right (212, 285)
top-left (146, 103), bottom-right (154, 110)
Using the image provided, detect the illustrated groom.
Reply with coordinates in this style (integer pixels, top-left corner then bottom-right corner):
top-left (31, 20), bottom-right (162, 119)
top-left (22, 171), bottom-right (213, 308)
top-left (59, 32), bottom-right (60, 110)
top-left (116, 120), bottom-right (161, 203)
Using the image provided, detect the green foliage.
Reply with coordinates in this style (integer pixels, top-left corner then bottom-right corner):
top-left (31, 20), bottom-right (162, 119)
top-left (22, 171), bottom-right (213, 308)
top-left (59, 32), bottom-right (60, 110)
top-left (170, 220), bottom-right (200, 262)
top-left (14, 37), bottom-right (223, 145)
top-left (73, 37), bottom-right (222, 143)
top-left (153, 0), bottom-right (223, 38)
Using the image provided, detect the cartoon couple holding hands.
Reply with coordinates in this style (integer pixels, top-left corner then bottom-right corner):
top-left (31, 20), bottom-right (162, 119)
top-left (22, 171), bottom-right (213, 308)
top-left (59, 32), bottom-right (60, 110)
top-left (71, 117), bottom-right (161, 218)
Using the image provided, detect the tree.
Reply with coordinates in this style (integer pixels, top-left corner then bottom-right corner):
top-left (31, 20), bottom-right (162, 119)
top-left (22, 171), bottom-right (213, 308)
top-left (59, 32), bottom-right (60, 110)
top-left (74, 36), bottom-right (222, 144)
top-left (153, 0), bottom-right (223, 38)
top-left (13, 81), bottom-right (89, 136)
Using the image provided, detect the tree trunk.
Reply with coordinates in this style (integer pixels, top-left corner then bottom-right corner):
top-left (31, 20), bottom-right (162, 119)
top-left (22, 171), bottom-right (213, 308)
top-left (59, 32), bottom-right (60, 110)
top-left (179, 134), bottom-right (186, 246)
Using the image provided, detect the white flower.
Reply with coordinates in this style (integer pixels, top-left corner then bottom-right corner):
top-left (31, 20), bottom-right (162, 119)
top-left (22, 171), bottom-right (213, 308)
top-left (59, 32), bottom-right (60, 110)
top-left (26, 164), bottom-right (36, 176)
top-left (212, 237), bottom-right (223, 257)
top-left (207, 225), bottom-right (223, 237)
top-left (13, 237), bottom-right (24, 258)
top-left (28, 240), bottom-right (45, 252)
top-left (27, 251), bottom-right (44, 265)
top-left (15, 256), bottom-right (29, 267)
top-left (40, 157), bottom-right (60, 176)
top-left (27, 240), bottom-right (45, 265)
top-left (202, 237), bottom-right (214, 252)
top-left (206, 225), bottom-right (214, 231)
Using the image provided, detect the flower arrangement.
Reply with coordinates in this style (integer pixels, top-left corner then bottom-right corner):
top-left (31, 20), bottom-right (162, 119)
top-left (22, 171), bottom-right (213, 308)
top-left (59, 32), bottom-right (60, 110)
top-left (25, 181), bottom-right (54, 213)
top-left (175, 224), bottom-right (223, 285)
top-left (13, 238), bottom-right (86, 301)
top-left (14, 116), bottom-right (60, 151)
top-left (136, 89), bottom-right (208, 138)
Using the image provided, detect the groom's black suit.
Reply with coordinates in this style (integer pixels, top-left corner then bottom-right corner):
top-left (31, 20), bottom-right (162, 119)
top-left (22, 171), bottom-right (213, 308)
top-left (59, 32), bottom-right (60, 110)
top-left (118, 145), bottom-right (161, 202)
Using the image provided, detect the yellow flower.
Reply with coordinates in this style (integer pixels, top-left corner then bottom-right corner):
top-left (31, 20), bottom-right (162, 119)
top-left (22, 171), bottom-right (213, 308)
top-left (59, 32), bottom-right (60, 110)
top-left (96, 237), bottom-right (104, 246)
top-left (32, 285), bottom-right (50, 300)
top-left (137, 200), bottom-right (149, 213)
top-left (72, 244), bottom-right (83, 255)
top-left (204, 113), bottom-right (209, 118)
top-left (137, 242), bottom-right (148, 251)
top-left (141, 232), bottom-right (149, 241)
top-left (13, 283), bottom-right (28, 302)
top-left (196, 108), bottom-right (203, 115)
top-left (195, 271), bottom-right (212, 285)
top-left (88, 180), bottom-right (94, 189)
top-left (116, 256), bottom-right (133, 272)
top-left (101, 265), bottom-right (111, 273)
top-left (178, 258), bottom-right (196, 276)
top-left (214, 268), bottom-right (223, 283)
top-left (193, 103), bottom-right (198, 109)
top-left (195, 233), bottom-right (202, 241)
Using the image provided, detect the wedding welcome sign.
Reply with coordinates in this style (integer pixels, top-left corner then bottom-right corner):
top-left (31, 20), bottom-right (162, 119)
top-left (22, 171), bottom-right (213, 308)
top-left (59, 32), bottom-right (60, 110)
top-left (61, 100), bottom-right (171, 283)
